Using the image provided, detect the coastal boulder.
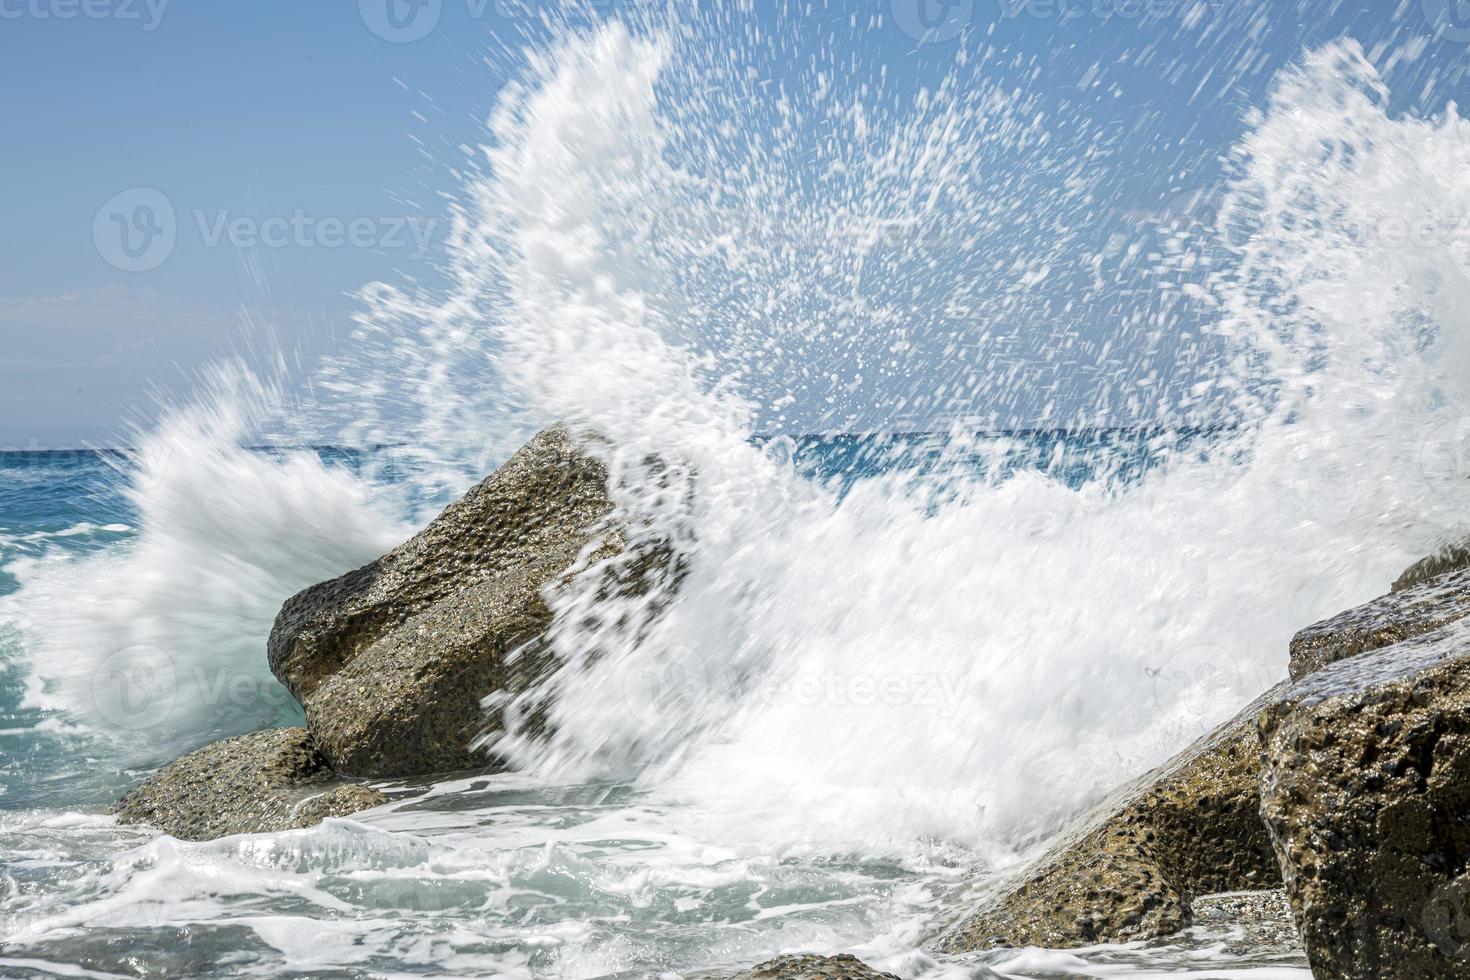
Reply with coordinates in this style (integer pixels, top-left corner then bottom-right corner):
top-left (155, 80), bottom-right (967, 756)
top-left (936, 685), bottom-right (1284, 951)
top-left (268, 425), bottom-right (674, 777)
top-left (1289, 566), bottom-right (1470, 681)
top-left (1259, 621), bottom-right (1470, 979)
top-left (114, 727), bottom-right (384, 841)
top-left (729, 955), bottom-right (899, 980)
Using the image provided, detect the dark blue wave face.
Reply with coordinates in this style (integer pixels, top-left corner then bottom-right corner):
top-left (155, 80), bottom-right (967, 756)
top-left (0, 446), bottom-right (396, 597)
top-left (1, 428), bottom-right (1241, 585)
top-left (0, 428), bottom-right (1239, 568)
top-left (761, 426), bottom-right (1238, 498)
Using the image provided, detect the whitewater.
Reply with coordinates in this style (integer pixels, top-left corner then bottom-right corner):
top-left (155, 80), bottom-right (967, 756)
top-left (5, 4), bottom-right (1470, 977)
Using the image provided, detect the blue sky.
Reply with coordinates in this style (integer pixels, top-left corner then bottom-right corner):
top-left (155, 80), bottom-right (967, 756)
top-left (2, 0), bottom-right (1467, 446)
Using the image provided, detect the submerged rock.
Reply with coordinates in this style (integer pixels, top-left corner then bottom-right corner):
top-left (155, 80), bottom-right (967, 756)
top-left (1189, 889), bottom-right (1301, 956)
top-left (1259, 621), bottom-right (1470, 979)
top-left (268, 424), bottom-right (675, 777)
top-left (114, 727), bottom-right (384, 841)
top-left (728, 955), bottom-right (899, 980)
top-left (1289, 566), bottom-right (1470, 681)
top-left (936, 686), bottom-right (1284, 951)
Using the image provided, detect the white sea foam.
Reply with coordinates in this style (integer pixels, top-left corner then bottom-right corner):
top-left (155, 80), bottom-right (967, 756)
top-left (3, 368), bottom-right (410, 762)
top-left (460, 26), bottom-right (1470, 858)
top-left (3, 8), bottom-right (1468, 978)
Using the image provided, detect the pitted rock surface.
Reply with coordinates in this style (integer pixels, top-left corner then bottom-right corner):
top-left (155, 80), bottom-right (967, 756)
top-left (936, 685), bottom-right (1285, 951)
top-left (1289, 566), bottom-right (1470, 681)
top-left (114, 727), bottom-right (385, 841)
top-left (268, 425), bottom-right (630, 777)
top-left (1260, 620), bottom-right (1470, 979)
top-left (729, 955), bottom-right (899, 980)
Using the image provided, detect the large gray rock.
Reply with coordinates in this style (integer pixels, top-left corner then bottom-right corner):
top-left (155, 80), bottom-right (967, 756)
top-left (936, 685), bottom-right (1284, 952)
top-left (114, 727), bottom-right (385, 841)
top-left (268, 425), bottom-right (673, 777)
top-left (269, 425), bottom-right (612, 698)
top-left (1289, 566), bottom-right (1470, 681)
top-left (1259, 621), bottom-right (1470, 979)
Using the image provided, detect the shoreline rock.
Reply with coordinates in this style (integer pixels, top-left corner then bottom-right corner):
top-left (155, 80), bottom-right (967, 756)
top-left (935, 560), bottom-right (1470, 961)
top-left (935, 684), bottom-right (1285, 951)
top-left (1289, 566), bottom-right (1470, 681)
top-left (728, 955), bottom-right (899, 980)
top-left (267, 425), bottom-right (624, 777)
top-left (114, 727), bottom-right (385, 841)
top-left (1259, 620), bottom-right (1470, 978)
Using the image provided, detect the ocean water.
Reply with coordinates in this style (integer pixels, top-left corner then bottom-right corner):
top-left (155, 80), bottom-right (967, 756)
top-left (6, 2), bottom-right (1470, 977)
top-left (0, 437), bottom-right (1311, 980)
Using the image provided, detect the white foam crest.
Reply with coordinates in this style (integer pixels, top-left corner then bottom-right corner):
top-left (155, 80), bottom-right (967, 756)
top-left (442, 25), bottom-right (1470, 859)
top-left (4, 367), bottom-right (409, 761)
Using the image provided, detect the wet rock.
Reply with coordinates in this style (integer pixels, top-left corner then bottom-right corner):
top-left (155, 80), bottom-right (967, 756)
top-left (1289, 566), bottom-right (1470, 681)
top-left (936, 686), bottom-right (1285, 951)
top-left (729, 955), bottom-right (899, 980)
top-left (114, 727), bottom-right (385, 841)
top-left (268, 425), bottom-right (629, 777)
top-left (1189, 889), bottom-right (1302, 956)
top-left (1393, 542), bottom-right (1470, 592)
top-left (1259, 621), bottom-right (1470, 979)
